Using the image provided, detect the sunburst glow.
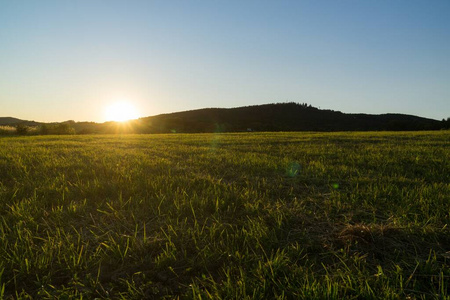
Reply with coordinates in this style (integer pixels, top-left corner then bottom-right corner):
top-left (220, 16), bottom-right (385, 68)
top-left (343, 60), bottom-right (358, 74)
top-left (104, 101), bottom-right (139, 122)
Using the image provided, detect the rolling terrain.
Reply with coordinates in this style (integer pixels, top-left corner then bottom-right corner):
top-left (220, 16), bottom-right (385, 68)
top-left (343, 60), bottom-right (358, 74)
top-left (138, 103), bottom-right (444, 132)
top-left (2, 103), bottom-right (447, 134)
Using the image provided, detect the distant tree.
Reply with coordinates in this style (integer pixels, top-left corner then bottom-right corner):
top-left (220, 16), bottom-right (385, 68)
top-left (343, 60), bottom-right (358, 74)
top-left (16, 124), bottom-right (29, 135)
top-left (53, 123), bottom-right (75, 134)
top-left (38, 123), bottom-right (75, 135)
top-left (442, 118), bottom-right (450, 129)
top-left (39, 124), bottom-right (49, 135)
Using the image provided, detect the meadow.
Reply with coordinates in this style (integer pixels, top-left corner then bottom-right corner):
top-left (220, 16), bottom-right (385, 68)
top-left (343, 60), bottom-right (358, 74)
top-left (0, 131), bottom-right (448, 299)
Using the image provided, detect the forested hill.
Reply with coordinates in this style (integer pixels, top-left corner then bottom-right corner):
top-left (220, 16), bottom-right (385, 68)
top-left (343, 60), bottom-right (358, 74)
top-left (2, 103), bottom-right (447, 134)
top-left (0, 117), bottom-right (40, 126)
top-left (138, 103), bottom-right (444, 133)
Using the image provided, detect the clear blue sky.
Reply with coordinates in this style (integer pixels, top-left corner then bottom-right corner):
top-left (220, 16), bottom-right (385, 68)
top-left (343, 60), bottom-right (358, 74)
top-left (1, 0), bottom-right (449, 122)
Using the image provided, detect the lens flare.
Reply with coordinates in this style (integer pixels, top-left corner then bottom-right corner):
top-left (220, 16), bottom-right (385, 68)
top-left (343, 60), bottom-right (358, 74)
top-left (104, 101), bottom-right (139, 122)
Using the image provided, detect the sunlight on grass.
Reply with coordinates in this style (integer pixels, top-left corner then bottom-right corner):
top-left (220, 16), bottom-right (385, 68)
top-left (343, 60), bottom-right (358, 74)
top-left (0, 131), bottom-right (448, 298)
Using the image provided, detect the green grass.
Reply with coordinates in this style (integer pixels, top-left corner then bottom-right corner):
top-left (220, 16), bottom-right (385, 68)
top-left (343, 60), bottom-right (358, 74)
top-left (0, 131), bottom-right (449, 299)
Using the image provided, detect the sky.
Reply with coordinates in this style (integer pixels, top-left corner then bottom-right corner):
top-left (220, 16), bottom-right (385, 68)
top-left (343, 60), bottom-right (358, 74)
top-left (1, 0), bottom-right (449, 122)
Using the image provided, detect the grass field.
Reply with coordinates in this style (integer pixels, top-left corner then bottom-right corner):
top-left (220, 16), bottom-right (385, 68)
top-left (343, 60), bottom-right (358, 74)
top-left (0, 131), bottom-right (449, 299)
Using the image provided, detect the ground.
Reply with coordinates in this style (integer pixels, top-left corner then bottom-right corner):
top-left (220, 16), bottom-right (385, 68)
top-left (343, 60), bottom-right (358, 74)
top-left (0, 131), bottom-right (449, 299)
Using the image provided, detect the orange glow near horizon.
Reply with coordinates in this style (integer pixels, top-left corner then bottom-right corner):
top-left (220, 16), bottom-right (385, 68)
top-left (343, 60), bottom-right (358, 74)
top-left (104, 101), bottom-right (140, 122)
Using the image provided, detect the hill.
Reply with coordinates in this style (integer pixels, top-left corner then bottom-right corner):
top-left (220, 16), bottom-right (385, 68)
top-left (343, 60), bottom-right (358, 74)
top-left (136, 103), bottom-right (444, 133)
top-left (0, 117), bottom-right (40, 126)
top-left (2, 103), bottom-right (447, 134)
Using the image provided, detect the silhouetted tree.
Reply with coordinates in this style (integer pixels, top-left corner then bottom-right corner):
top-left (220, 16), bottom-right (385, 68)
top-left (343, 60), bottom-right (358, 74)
top-left (16, 124), bottom-right (29, 135)
top-left (442, 118), bottom-right (450, 129)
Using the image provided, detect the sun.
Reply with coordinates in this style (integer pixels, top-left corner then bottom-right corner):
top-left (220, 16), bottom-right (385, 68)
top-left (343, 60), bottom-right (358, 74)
top-left (104, 101), bottom-right (140, 122)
